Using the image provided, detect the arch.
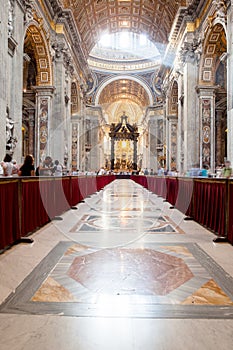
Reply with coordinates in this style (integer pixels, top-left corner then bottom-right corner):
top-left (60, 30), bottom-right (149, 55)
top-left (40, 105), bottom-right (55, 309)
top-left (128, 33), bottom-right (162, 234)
top-left (95, 75), bottom-right (154, 106)
top-left (199, 23), bottom-right (226, 85)
top-left (24, 22), bottom-right (53, 86)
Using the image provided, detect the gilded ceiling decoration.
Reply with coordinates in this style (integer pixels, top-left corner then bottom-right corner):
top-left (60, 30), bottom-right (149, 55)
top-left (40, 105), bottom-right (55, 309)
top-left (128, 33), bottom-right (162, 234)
top-left (105, 100), bottom-right (143, 125)
top-left (60, 0), bottom-right (187, 56)
top-left (98, 79), bottom-right (150, 106)
top-left (58, 0), bottom-right (189, 116)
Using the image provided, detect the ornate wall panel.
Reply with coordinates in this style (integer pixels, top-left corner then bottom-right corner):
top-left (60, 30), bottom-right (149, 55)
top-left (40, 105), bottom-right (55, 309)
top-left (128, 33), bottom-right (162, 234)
top-left (201, 99), bottom-right (211, 166)
top-left (38, 98), bottom-right (49, 159)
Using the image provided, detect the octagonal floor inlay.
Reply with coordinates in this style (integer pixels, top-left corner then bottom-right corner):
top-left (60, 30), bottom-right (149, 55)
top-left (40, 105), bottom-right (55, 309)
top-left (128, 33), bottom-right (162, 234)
top-left (68, 248), bottom-right (193, 296)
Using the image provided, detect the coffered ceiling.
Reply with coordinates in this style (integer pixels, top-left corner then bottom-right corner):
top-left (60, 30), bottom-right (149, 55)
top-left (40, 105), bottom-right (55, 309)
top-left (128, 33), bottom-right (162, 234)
top-left (98, 79), bottom-right (150, 107)
top-left (60, 0), bottom-right (187, 57)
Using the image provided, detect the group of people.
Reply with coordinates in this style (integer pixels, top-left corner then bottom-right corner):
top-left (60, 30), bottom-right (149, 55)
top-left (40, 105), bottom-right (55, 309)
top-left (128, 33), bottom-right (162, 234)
top-left (0, 154), bottom-right (63, 177)
top-left (0, 154), bottom-right (35, 177)
top-left (36, 156), bottom-right (63, 176)
top-left (1, 155), bottom-right (233, 179)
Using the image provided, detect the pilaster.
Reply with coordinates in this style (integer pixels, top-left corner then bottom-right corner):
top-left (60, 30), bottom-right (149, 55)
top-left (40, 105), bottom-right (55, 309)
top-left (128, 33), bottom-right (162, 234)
top-left (167, 115), bottom-right (178, 171)
top-left (227, 1), bottom-right (233, 164)
top-left (196, 86), bottom-right (216, 171)
top-left (34, 86), bottom-right (55, 164)
top-left (51, 38), bottom-right (74, 167)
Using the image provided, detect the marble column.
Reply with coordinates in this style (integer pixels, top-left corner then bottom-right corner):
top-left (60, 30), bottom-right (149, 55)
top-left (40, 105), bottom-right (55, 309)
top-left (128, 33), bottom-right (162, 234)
top-left (177, 74), bottom-right (184, 174)
top-left (133, 139), bottom-right (138, 169)
top-left (147, 107), bottom-right (165, 172)
top-left (79, 97), bottom-right (86, 171)
top-left (148, 118), bottom-right (157, 172)
top-left (34, 86), bottom-right (55, 164)
top-left (26, 108), bottom-right (35, 156)
top-left (111, 138), bottom-right (115, 170)
top-left (215, 108), bottom-right (225, 166)
top-left (142, 129), bottom-right (149, 169)
top-left (226, 3), bottom-right (233, 164)
top-left (89, 117), bottom-right (99, 171)
top-left (167, 115), bottom-right (178, 171)
top-left (0, 2), bottom-right (9, 160)
top-left (197, 87), bottom-right (216, 171)
top-left (71, 115), bottom-right (80, 171)
top-left (183, 60), bottom-right (199, 172)
top-left (50, 52), bottom-right (66, 164)
top-left (3, 0), bottom-right (25, 161)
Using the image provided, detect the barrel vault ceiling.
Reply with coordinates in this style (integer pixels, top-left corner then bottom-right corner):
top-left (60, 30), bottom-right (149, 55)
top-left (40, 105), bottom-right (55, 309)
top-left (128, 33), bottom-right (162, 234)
top-left (98, 79), bottom-right (150, 107)
top-left (58, 0), bottom-right (189, 111)
top-left (60, 0), bottom-right (188, 56)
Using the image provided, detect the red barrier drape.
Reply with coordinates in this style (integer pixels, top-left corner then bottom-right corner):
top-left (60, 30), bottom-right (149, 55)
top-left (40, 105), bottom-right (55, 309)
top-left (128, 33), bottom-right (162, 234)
top-left (71, 177), bottom-right (82, 205)
top-left (1, 176), bottom-right (232, 250)
top-left (85, 176), bottom-right (97, 197)
top-left (130, 175), bottom-right (148, 188)
top-left (0, 180), bottom-right (20, 249)
top-left (193, 180), bottom-right (226, 236)
top-left (228, 181), bottom-right (233, 244)
top-left (96, 176), bottom-right (103, 191)
top-left (77, 176), bottom-right (88, 200)
top-left (175, 178), bottom-right (194, 216)
top-left (96, 175), bottom-right (115, 191)
top-left (21, 179), bottom-right (50, 236)
top-left (146, 176), bottom-right (155, 193)
top-left (130, 176), bottom-right (229, 241)
top-left (155, 177), bottom-right (167, 198)
top-left (53, 177), bottom-right (71, 216)
top-left (166, 177), bottom-right (178, 205)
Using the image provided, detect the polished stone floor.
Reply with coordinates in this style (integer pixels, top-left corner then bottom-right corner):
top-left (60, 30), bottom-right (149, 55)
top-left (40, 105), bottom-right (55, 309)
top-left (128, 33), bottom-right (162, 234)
top-left (0, 179), bottom-right (233, 349)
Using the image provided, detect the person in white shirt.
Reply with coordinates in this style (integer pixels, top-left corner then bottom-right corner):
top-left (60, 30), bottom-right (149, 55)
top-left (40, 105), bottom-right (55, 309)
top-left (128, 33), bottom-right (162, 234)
top-left (98, 167), bottom-right (105, 175)
top-left (53, 160), bottom-right (63, 176)
top-left (1, 154), bottom-right (13, 176)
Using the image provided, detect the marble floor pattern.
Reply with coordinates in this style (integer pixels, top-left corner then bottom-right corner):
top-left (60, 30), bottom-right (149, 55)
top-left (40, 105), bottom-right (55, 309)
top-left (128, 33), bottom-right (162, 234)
top-left (0, 179), bottom-right (233, 349)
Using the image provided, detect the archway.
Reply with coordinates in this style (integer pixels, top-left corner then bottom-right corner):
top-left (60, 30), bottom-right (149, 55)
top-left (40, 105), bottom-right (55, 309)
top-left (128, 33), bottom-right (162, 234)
top-left (199, 23), bottom-right (227, 169)
top-left (22, 23), bottom-right (53, 161)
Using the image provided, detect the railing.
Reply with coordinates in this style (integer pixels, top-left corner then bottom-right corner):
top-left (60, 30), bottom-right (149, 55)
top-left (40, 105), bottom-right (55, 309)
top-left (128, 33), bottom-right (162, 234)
top-left (1, 175), bottom-right (232, 252)
top-left (0, 175), bottom-right (115, 252)
top-left (131, 175), bottom-right (233, 245)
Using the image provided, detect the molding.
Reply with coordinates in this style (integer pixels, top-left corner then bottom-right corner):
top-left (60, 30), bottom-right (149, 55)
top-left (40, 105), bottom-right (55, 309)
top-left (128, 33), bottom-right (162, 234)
top-left (8, 36), bottom-right (18, 57)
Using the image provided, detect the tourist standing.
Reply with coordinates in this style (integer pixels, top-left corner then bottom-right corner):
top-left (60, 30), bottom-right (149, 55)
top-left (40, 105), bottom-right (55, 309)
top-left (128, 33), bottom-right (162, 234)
top-left (18, 155), bottom-right (35, 176)
top-left (53, 160), bottom-right (63, 176)
top-left (222, 160), bottom-right (232, 178)
top-left (1, 154), bottom-right (13, 176)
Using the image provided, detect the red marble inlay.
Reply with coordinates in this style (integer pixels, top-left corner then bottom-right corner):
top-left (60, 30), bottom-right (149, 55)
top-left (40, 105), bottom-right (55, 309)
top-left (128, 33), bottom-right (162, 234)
top-left (67, 249), bottom-right (193, 295)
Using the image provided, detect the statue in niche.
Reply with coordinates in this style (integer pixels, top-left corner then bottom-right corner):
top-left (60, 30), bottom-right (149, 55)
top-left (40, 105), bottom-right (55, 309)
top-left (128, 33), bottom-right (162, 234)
top-left (8, 0), bottom-right (14, 37)
top-left (6, 106), bottom-right (17, 153)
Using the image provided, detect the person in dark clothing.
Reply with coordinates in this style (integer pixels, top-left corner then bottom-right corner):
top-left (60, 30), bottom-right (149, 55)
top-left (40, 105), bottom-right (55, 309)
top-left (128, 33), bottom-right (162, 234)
top-left (18, 155), bottom-right (35, 176)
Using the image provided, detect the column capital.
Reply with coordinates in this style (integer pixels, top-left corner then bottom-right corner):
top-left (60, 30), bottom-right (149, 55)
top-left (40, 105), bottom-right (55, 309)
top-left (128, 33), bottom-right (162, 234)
top-left (196, 85), bottom-right (218, 97)
top-left (179, 37), bottom-right (203, 65)
top-left (33, 86), bottom-right (55, 97)
top-left (167, 115), bottom-right (178, 121)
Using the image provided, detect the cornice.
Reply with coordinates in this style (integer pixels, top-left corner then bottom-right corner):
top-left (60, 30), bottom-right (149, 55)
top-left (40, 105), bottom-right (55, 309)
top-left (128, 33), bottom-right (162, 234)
top-left (164, 0), bottom-right (214, 70)
top-left (42, 0), bottom-right (90, 80)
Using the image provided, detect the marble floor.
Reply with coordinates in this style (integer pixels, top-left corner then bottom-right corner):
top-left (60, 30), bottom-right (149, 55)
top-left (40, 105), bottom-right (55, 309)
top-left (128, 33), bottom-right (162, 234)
top-left (0, 179), bottom-right (233, 349)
